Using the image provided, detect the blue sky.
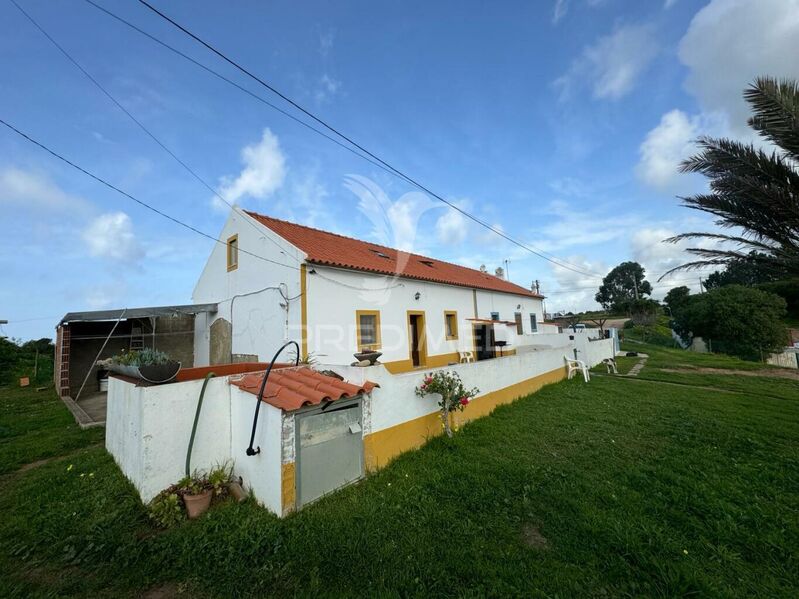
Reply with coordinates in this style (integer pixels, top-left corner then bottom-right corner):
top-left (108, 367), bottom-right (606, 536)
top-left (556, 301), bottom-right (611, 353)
top-left (2, 0), bottom-right (798, 340)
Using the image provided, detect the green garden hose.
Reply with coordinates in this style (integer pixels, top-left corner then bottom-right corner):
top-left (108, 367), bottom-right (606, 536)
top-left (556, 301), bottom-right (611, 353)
top-left (186, 372), bottom-right (216, 478)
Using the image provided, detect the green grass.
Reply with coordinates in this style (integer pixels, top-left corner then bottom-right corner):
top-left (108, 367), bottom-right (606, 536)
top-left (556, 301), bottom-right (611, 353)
top-left (0, 386), bottom-right (104, 475)
top-left (1, 355), bottom-right (798, 597)
top-left (591, 355), bottom-right (639, 375)
top-left (622, 343), bottom-right (799, 401)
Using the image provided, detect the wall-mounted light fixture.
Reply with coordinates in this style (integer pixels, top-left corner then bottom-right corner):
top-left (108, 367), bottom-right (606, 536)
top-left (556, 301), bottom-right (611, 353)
top-left (414, 292), bottom-right (421, 300)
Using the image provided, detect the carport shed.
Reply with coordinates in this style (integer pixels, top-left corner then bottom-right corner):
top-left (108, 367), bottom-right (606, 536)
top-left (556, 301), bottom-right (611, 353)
top-left (54, 303), bottom-right (217, 425)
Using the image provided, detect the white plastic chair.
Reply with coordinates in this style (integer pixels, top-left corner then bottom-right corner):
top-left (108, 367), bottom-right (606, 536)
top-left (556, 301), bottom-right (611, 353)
top-left (564, 355), bottom-right (590, 382)
top-left (459, 350), bottom-right (475, 363)
top-left (602, 358), bottom-right (618, 374)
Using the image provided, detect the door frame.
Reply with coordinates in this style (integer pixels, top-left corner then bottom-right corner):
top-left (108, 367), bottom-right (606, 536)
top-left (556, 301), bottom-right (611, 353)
top-left (294, 397), bottom-right (364, 509)
top-left (406, 310), bottom-right (428, 368)
top-left (472, 322), bottom-right (495, 361)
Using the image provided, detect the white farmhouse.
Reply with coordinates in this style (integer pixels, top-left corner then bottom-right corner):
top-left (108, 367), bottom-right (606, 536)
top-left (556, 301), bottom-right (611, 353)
top-left (192, 209), bottom-right (551, 370)
top-left (105, 208), bottom-right (614, 516)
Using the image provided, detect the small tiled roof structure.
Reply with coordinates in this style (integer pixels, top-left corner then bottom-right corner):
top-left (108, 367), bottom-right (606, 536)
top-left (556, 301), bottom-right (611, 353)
top-left (245, 211), bottom-right (543, 298)
top-left (231, 367), bottom-right (378, 411)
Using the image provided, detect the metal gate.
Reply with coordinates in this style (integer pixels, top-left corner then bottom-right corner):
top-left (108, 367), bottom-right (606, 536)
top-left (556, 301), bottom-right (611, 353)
top-left (295, 399), bottom-right (363, 508)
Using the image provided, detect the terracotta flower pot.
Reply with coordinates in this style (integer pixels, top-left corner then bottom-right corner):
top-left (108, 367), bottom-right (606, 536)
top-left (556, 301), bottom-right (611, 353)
top-left (183, 489), bottom-right (212, 519)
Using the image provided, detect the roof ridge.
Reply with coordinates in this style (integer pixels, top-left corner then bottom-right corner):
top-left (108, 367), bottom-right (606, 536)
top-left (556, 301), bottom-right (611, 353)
top-left (244, 210), bottom-right (537, 294)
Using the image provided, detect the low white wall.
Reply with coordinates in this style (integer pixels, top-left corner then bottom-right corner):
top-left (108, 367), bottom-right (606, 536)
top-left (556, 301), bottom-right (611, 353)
top-left (767, 350), bottom-right (798, 369)
top-left (106, 375), bottom-right (233, 503)
top-left (329, 331), bottom-right (614, 435)
top-left (581, 337), bottom-right (616, 366)
top-left (106, 331), bottom-right (615, 511)
top-left (230, 387), bottom-right (283, 514)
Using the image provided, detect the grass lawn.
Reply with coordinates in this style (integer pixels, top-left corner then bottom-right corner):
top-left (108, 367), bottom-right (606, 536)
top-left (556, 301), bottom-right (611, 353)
top-left (1, 350), bottom-right (798, 598)
top-left (624, 343), bottom-right (799, 401)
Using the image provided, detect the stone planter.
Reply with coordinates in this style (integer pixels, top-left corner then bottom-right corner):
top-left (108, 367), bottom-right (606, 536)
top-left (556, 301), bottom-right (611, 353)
top-left (183, 489), bottom-right (212, 519)
top-left (353, 351), bottom-right (382, 365)
top-left (108, 361), bottom-right (181, 384)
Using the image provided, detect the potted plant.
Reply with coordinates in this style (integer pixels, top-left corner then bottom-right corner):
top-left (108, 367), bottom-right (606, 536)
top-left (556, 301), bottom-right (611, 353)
top-left (415, 371), bottom-right (479, 437)
top-left (179, 476), bottom-right (213, 519)
top-left (107, 348), bottom-right (181, 384)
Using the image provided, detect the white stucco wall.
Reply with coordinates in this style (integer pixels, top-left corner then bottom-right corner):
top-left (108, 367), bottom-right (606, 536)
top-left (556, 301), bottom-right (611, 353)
top-left (329, 331), bottom-right (614, 435)
top-left (192, 210), bottom-right (305, 365)
top-left (230, 386), bottom-right (283, 514)
top-left (305, 265), bottom-right (545, 365)
top-left (106, 330), bottom-right (615, 512)
top-left (105, 375), bottom-right (233, 502)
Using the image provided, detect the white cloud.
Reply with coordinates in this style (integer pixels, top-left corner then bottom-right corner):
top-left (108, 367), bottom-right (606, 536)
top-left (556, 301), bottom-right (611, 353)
top-left (552, 0), bottom-right (569, 24)
top-left (319, 30), bottom-right (335, 57)
top-left (287, 171), bottom-right (330, 228)
top-left (0, 168), bottom-right (88, 212)
top-left (345, 175), bottom-right (439, 254)
top-left (678, 0), bottom-right (799, 132)
top-left (630, 227), bottom-right (720, 295)
top-left (82, 212), bottom-right (142, 263)
top-left (555, 23), bottom-right (658, 101)
top-left (636, 109), bottom-right (709, 191)
top-left (217, 128), bottom-right (286, 207)
top-left (315, 74), bottom-right (341, 103)
top-left (530, 200), bottom-right (640, 252)
top-left (546, 255), bottom-right (608, 313)
top-left (664, 0), bottom-right (678, 8)
top-left (435, 209), bottom-right (468, 246)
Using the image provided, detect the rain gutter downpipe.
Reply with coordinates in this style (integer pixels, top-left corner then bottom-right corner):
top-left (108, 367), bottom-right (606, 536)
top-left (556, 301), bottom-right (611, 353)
top-left (245, 340), bottom-right (299, 456)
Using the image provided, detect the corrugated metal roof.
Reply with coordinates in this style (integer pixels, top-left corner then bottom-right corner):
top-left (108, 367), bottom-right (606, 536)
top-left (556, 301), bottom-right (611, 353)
top-left (59, 303), bottom-right (218, 325)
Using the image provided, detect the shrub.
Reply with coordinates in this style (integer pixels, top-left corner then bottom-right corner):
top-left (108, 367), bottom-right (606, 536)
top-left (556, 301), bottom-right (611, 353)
top-left (415, 371), bottom-right (478, 438)
top-left (148, 491), bottom-right (185, 528)
top-left (110, 348), bottom-right (172, 367)
top-left (673, 285), bottom-right (788, 360)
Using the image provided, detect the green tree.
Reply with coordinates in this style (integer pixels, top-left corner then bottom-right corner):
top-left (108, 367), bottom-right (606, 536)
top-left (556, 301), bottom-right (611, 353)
top-left (664, 286), bottom-right (691, 314)
top-left (673, 285), bottom-right (788, 360)
top-left (595, 261), bottom-right (652, 313)
top-left (663, 77), bottom-right (799, 278)
top-left (704, 252), bottom-right (787, 289)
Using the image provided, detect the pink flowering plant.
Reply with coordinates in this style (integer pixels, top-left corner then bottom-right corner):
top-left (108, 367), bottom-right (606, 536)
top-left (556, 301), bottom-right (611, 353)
top-left (415, 370), bottom-right (479, 437)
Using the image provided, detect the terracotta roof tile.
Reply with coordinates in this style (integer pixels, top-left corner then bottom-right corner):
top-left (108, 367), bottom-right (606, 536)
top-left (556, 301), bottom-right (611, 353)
top-left (230, 367), bottom-right (378, 411)
top-left (245, 211), bottom-right (544, 298)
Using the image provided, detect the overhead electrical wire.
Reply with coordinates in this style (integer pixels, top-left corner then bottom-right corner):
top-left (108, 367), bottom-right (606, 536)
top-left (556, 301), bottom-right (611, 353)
top-left (0, 117), bottom-right (299, 272)
top-left (8, 0), bottom-right (304, 266)
top-left (78, 0), bottom-right (605, 280)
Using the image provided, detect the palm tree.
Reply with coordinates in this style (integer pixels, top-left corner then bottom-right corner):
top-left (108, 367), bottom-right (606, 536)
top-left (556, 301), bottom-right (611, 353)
top-left (661, 77), bottom-right (799, 280)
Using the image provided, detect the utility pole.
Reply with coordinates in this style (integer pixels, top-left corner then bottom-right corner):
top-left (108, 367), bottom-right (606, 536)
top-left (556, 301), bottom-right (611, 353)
top-left (632, 276), bottom-right (639, 300)
top-left (0, 319), bottom-right (7, 339)
top-left (699, 277), bottom-right (705, 293)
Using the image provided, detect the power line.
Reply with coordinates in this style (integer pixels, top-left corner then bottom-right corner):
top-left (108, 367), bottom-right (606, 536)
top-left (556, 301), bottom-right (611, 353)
top-left (0, 117), bottom-right (299, 272)
top-left (80, 0), bottom-right (605, 280)
top-left (79, 0), bottom-right (392, 175)
top-left (9, 0), bottom-right (302, 267)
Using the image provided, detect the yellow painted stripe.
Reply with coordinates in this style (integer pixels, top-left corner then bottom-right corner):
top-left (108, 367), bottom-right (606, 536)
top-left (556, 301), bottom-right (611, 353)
top-left (382, 351), bottom-right (461, 374)
top-left (281, 461), bottom-right (296, 515)
top-left (363, 366), bottom-right (566, 470)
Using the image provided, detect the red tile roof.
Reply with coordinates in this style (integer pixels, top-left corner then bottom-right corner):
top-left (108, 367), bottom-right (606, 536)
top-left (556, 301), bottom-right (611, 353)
top-left (230, 367), bottom-right (378, 411)
top-left (245, 211), bottom-right (543, 298)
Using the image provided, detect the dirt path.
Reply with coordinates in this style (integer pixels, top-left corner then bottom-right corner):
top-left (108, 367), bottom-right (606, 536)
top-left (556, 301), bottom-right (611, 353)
top-left (659, 367), bottom-right (799, 381)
